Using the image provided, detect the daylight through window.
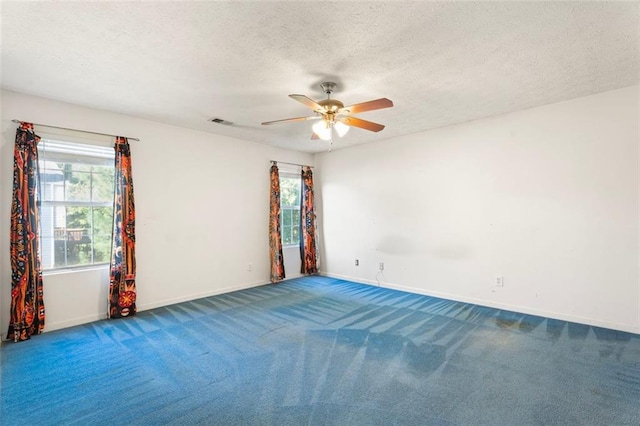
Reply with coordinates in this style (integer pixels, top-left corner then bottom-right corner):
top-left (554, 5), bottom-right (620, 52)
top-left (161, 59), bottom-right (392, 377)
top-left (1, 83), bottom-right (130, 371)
top-left (38, 139), bottom-right (115, 270)
top-left (279, 174), bottom-right (301, 246)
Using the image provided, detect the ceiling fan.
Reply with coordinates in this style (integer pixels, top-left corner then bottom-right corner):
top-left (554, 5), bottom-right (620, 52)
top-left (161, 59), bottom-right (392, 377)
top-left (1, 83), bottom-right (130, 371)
top-left (261, 82), bottom-right (393, 141)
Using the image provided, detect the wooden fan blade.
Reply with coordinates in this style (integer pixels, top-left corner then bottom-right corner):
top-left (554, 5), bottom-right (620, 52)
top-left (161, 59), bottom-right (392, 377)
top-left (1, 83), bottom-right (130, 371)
top-left (338, 98), bottom-right (393, 115)
top-left (339, 116), bottom-right (385, 132)
top-left (261, 116), bottom-right (319, 126)
top-left (311, 133), bottom-right (319, 140)
top-left (289, 94), bottom-right (324, 111)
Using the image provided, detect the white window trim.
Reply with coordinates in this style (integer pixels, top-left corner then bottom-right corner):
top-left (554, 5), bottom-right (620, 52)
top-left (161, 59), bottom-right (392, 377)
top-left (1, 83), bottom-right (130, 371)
top-left (279, 171), bottom-right (301, 247)
top-left (38, 137), bottom-right (115, 272)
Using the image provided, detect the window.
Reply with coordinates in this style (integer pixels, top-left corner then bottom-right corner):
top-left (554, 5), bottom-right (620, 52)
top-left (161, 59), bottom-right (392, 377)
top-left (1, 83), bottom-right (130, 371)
top-left (38, 139), bottom-right (115, 270)
top-left (279, 174), bottom-right (301, 246)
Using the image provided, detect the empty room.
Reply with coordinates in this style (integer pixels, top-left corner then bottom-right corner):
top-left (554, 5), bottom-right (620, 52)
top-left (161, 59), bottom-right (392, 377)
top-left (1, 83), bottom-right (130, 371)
top-left (1, 2), bottom-right (639, 425)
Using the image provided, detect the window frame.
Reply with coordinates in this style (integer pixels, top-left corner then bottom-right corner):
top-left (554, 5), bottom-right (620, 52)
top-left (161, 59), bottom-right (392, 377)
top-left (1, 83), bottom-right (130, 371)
top-left (279, 172), bottom-right (301, 247)
top-left (38, 137), bottom-right (116, 273)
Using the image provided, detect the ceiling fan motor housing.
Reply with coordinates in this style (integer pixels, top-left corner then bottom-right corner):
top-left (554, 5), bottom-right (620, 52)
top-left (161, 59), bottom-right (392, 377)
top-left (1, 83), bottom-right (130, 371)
top-left (318, 98), bottom-right (344, 114)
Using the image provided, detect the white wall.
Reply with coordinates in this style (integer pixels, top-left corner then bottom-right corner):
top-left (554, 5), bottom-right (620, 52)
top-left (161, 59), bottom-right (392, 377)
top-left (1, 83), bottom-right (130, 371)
top-left (4, 86), bottom-right (638, 337)
top-left (316, 86), bottom-right (640, 334)
top-left (0, 90), bottom-right (313, 338)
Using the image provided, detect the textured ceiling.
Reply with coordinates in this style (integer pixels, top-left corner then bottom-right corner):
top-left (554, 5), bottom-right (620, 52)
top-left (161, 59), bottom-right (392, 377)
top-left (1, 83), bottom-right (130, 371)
top-left (2, 2), bottom-right (639, 153)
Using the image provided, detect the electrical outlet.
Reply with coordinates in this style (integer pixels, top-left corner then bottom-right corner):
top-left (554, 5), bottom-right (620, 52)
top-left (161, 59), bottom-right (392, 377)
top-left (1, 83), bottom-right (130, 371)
top-left (355, 259), bottom-right (359, 266)
top-left (248, 263), bottom-right (253, 271)
top-left (495, 276), bottom-right (504, 287)
top-left (379, 262), bottom-right (384, 271)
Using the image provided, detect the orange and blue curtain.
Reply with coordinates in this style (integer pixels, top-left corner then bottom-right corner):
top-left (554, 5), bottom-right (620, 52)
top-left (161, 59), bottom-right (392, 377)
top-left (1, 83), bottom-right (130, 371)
top-left (269, 163), bottom-right (285, 282)
top-left (8, 123), bottom-right (46, 341)
top-left (109, 137), bottom-right (137, 318)
top-left (300, 166), bottom-right (318, 274)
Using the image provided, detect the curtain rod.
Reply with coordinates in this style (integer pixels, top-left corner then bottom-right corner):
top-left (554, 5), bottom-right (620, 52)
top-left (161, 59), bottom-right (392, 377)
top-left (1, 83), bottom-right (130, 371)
top-left (270, 160), bottom-right (313, 169)
top-left (11, 119), bottom-right (140, 141)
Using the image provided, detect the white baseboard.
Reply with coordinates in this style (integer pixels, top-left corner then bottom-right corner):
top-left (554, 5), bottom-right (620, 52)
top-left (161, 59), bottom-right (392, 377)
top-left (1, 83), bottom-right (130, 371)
top-left (320, 271), bottom-right (640, 335)
top-left (5, 274), bottom-right (637, 341)
top-left (282, 273), bottom-right (304, 281)
top-left (38, 313), bottom-right (109, 335)
top-left (1, 280), bottom-right (270, 341)
top-left (137, 279), bottom-right (268, 311)
top-left (1, 314), bottom-right (109, 341)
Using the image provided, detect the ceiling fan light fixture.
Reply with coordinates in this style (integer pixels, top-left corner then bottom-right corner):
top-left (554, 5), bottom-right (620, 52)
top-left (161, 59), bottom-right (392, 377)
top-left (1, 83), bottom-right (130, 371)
top-left (334, 121), bottom-right (350, 137)
top-left (262, 82), bottom-right (393, 143)
top-left (312, 120), bottom-right (332, 140)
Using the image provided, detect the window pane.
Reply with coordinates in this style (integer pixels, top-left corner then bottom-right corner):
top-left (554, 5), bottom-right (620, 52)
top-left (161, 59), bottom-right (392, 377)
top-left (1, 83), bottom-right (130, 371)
top-left (280, 176), bottom-right (300, 207)
top-left (282, 208), bottom-right (292, 226)
top-left (92, 171), bottom-right (114, 202)
top-left (54, 239), bottom-right (68, 268)
top-left (66, 170), bottom-right (92, 202)
top-left (283, 226), bottom-right (292, 245)
top-left (91, 165), bottom-right (113, 174)
top-left (93, 207), bottom-right (113, 236)
top-left (40, 236), bottom-right (56, 270)
top-left (93, 235), bottom-right (112, 264)
top-left (72, 242), bottom-right (92, 266)
top-left (53, 184), bottom-right (65, 202)
top-left (292, 186), bottom-right (300, 206)
top-left (280, 188), bottom-right (291, 206)
top-left (291, 209), bottom-right (300, 245)
top-left (54, 205), bottom-right (66, 228)
top-left (39, 161), bottom-right (65, 201)
top-left (69, 163), bottom-right (92, 173)
top-left (66, 206), bottom-right (91, 235)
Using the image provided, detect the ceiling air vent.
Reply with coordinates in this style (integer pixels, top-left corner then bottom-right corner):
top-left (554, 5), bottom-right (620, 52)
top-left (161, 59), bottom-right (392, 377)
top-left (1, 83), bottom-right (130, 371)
top-left (209, 117), bottom-right (233, 125)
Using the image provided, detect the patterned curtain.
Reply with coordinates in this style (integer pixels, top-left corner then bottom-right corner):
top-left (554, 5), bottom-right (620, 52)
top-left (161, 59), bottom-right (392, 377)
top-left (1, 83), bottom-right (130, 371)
top-left (109, 137), bottom-right (137, 318)
top-left (300, 166), bottom-right (319, 274)
top-left (8, 123), bottom-right (45, 342)
top-left (269, 163), bottom-right (285, 283)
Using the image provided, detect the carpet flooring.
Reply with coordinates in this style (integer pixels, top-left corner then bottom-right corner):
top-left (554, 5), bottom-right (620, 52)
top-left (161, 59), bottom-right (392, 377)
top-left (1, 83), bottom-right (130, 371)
top-left (2, 276), bottom-right (640, 425)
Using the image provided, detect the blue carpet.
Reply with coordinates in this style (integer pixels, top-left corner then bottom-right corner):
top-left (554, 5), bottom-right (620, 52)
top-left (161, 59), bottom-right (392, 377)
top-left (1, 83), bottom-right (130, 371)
top-left (2, 276), bottom-right (640, 425)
